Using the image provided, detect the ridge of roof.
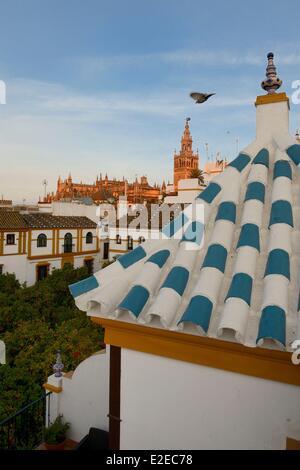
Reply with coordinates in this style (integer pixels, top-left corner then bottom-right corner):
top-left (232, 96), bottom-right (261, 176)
top-left (0, 212), bottom-right (97, 229)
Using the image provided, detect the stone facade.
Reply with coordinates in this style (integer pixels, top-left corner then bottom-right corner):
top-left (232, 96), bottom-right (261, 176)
top-left (47, 174), bottom-right (161, 205)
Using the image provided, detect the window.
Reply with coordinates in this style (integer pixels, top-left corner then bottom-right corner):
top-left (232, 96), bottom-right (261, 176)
top-left (86, 232), bottom-right (93, 244)
top-left (138, 236), bottom-right (145, 244)
top-left (127, 236), bottom-right (133, 251)
top-left (84, 258), bottom-right (94, 275)
top-left (0, 265), bottom-right (3, 275)
top-left (116, 235), bottom-right (121, 244)
top-left (37, 264), bottom-right (49, 281)
top-left (6, 234), bottom-right (15, 245)
top-left (37, 233), bottom-right (47, 247)
top-left (63, 233), bottom-right (73, 253)
top-left (103, 242), bottom-right (109, 260)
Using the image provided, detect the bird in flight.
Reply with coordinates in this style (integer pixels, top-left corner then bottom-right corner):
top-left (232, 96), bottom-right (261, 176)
top-left (190, 92), bottom-right (215, 103)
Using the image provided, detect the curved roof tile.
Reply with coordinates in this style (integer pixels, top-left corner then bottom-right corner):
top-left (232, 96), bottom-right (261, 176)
top-left (70, 109), bottom-right (300, 353)
top-left (252, 148), bottom-right (269, 168)
top-left (215, 201), bottom-right (236, 223)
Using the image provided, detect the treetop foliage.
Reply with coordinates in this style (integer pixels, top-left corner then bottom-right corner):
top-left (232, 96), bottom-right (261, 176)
top-left (0, 265), bottom-right (103, 422)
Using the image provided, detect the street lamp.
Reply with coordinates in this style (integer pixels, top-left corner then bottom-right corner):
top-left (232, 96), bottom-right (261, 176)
top-left (204, 143), bottom-right (209, 162)
top-left (42, 179), bottom-right (48, 200)
top-left (235, 137), bottom-right (239, 154)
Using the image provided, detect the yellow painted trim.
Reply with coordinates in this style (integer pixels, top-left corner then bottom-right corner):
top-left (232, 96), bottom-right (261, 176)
top-left (286, 437), bottom-right (300, 450)
top-left (27, 248), bottom-right (99, 261)
top-left (91, 317), bottom-right (300, 387)
top-left (0, 228), bottom-right (27, 233)
top-left (35, 262), bottom-right (50, 282)
top-left (178, 187), bottom-right (202, 191)
top-left (28, 229), bottom-right (32, 257)
top-left (0, 232), bottom-right (3, 255)
top-left (255, 92), bottom-right (289, 108)
top-left (18, 226), bottom-right (95, 231)
top-left (43, 383), bottom-right (62, 393)
top-left (22, 231), bottom-right (26, 254)
top-left (61, 256), bottom-right (74, 268)
top-left (56, 229), bottom-right (59, 255)
top-left (52, 229), bottom-right (55, 255)
top-left (0, 252), bottom-right (25, 257)
top-left (18, 232), bottom-right (22, 254)
top-left (31, 238), bottom-right (53, 242)
top-left (77, 229), bottom-right (80, 252)
top-left (109, 248), bottom-right (128, 253)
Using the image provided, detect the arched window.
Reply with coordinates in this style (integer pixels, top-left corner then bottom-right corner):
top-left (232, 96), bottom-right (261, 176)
top-left (64, 233), bottom-right (73, 253)
top-left (138, 236), bottom-right (145, 244)
top-left (127, 236), bottom-right (133, 250)
top-left (37, 233), bottom-right (47, 248)
top-left (116, 234), bottom-right (122, 245)
top-left (86, 232), bottom-right (93, 244)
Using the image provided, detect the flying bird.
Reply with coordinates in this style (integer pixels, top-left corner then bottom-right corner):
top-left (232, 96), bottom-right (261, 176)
top-left (190, 92), bottom-right (215, 104)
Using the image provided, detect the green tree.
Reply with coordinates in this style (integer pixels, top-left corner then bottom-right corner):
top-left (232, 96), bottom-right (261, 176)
top-left (0, 265), bottom-right (103, 422)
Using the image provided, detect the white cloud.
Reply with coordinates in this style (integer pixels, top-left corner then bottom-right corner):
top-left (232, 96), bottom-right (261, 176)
top-left (73, 47), bottom-right (300, 77)
top-left (160, 50), bottom-right (263, 66)
top-left (0, 75), bottom-right (258, 202)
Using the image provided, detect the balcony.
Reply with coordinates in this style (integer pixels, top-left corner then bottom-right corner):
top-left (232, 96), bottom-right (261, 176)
top-left (0, 392), bottom-right (51, 450)
top-left (62, 243), bottom-right (75, 254)
top-left (0, 350), bottom-right (109, 450)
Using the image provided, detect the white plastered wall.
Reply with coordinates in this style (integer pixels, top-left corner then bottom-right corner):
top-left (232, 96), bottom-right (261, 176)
top-left (48, 349), bottom-right (109, 443)
top-left (0, 254), bottom-right (27, 284)
top-left (120, 348), bottom-right (300, 450)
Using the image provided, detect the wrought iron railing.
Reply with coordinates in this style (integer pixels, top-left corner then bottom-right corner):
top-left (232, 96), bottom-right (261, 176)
top-left (0, 391), bottom-right (51, 450)
top-left (62, 243), bottom-right (75, 253)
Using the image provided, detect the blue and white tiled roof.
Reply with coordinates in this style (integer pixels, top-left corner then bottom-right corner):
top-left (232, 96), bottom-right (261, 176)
top-left (70, 94), bottom-right (300, 352)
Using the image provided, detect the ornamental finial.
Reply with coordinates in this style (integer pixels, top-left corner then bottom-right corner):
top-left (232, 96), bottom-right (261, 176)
top-left (261, 52), bottom-right (282, 94)
top-left (53, 350), bottom-right (64, 377)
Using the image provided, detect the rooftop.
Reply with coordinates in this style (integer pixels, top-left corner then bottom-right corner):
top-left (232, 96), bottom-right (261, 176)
top-left (70, 54), bottom-right (300, 353)
top-left (0, 212), bottom-right (97, 230)
top-left (0, 212), bottom-right (27, 229)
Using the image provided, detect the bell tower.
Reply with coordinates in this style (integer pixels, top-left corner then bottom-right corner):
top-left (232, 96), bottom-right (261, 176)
top-left (173, 118), bottom-right (199, 190)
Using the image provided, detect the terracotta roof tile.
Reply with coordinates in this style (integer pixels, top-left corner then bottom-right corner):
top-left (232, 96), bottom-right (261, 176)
top-left (22, 214), bottom-right (97, 229)
top-left (0, 211), bottom-right (27, 229)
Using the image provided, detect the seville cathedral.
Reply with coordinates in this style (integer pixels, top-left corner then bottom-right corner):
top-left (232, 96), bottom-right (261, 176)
top-left (44, 119), bottom-right (226, 204)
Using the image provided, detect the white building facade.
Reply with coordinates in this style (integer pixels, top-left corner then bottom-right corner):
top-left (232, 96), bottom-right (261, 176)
top-left (0, 213), bottom-right (102, 285)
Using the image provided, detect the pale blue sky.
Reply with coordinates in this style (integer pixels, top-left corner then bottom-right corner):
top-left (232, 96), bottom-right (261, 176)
top-left (1, 0), bottom-right (300, 202)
